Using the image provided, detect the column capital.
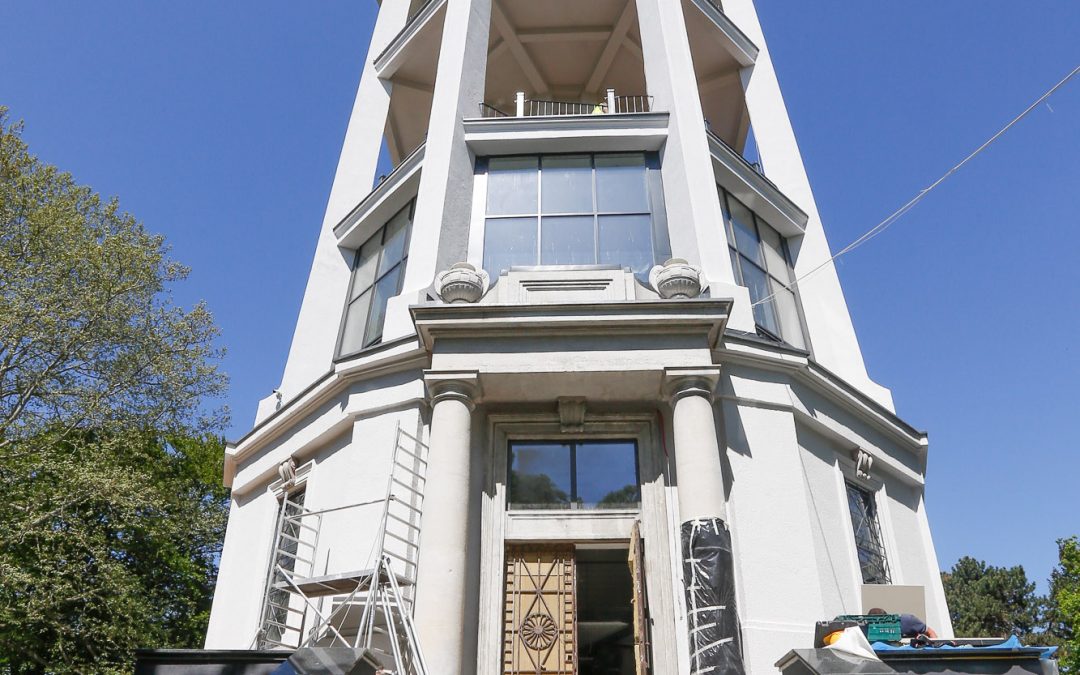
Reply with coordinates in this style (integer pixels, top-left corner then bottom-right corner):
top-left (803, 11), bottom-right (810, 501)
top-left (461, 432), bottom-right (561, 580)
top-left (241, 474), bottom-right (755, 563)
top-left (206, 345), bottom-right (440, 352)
top-left (424, 370), bottom-right (481, 409)
top-left (662, 366), bottom-right (721, 404)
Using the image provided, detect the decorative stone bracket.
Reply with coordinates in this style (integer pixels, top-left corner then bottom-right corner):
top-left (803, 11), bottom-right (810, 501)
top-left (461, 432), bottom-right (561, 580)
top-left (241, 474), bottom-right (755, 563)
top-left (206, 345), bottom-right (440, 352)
top-left (853, 448), bottom-right (874, 480)
top-left (435, 262), bottom-right (489, 304)
top-left (649, 258), bottom-right (706, 299)
top-left (558, 397), bottom-right (586, 432)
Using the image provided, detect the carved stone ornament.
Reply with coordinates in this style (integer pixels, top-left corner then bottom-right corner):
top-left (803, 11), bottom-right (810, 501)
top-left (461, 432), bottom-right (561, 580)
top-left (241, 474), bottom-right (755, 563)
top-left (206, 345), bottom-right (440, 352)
top-left (277, 458), bottom-right (298, 485)
top-left (649, 258), bottom-right (704, 299)
top-left (558, 397), bottom-right (586, 433)
top-left (853, 449), bottom-right (874, 481)
top-left (435, 262), bottom-right (489, 303)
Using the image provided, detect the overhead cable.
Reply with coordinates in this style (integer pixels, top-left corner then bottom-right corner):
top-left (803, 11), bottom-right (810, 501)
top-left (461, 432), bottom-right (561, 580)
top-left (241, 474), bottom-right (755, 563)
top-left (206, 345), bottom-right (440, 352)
top-left (751, 63), bottom-right (1080, 308)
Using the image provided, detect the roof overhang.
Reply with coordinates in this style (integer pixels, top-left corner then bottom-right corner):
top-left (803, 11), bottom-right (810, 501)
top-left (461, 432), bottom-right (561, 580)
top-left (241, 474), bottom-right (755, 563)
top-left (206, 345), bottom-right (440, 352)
top-left (709, 130), bottom-right (808, 236)
top-left (463, 112), bottom-right (669, 156)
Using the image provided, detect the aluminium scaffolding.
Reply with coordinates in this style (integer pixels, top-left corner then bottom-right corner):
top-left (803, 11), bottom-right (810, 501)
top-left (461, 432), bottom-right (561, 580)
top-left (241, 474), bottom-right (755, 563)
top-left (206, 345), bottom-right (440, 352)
top-left (254, 423), bottom-right (430, 674)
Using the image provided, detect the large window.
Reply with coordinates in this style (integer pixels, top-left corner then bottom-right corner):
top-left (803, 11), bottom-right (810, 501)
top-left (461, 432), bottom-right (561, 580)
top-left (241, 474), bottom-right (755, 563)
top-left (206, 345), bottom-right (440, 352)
top-left (481, 153), bottom-right (670, 281)
top-left (337, 202), bottom-right (413, 357)
top-left (846, 482), bottom-right (891, 584)
top-left (507, 440), bottom-right (640, 510)
top-left (721, 189), bottom-right (808, 350)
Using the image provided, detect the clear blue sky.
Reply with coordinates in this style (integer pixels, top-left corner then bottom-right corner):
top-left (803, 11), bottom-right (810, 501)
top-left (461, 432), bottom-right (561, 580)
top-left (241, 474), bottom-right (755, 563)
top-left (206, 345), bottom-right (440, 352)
top-left (2, 2), bottom-right (1077, 592)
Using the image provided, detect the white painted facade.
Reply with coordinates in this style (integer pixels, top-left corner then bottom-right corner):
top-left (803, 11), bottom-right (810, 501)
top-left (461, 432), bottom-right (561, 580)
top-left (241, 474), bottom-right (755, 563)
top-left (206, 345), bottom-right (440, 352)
top-left (206, 0), bottom-right (952, 671)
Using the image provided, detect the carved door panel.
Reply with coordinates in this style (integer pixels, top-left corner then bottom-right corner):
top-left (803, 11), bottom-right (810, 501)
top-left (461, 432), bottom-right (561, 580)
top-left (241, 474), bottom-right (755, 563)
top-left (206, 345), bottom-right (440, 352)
top-left (503, 545), bottom-right (577, 674)
top-left (629, 522), bottom-right (650, 675)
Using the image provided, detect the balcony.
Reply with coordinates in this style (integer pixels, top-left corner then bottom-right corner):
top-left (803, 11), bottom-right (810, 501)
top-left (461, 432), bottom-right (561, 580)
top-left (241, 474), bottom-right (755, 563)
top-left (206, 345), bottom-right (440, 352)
top-left (479, 89), bottom-right (654, 118)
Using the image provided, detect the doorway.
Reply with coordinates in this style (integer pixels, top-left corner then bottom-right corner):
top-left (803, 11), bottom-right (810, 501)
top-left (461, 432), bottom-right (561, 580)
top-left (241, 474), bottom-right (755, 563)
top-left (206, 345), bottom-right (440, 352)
top-left (502, 537), bottom-right (648, 675)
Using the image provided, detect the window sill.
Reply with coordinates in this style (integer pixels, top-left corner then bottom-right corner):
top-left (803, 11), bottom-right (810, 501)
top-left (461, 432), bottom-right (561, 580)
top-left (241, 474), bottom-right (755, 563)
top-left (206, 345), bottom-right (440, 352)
top-left (463, 112), bottom-right (669, 156)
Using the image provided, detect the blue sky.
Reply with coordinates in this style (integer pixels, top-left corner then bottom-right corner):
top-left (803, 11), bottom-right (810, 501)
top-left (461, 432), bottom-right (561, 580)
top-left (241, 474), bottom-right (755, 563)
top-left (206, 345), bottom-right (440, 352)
top-left (2, 2), bottom-right (1077, 592)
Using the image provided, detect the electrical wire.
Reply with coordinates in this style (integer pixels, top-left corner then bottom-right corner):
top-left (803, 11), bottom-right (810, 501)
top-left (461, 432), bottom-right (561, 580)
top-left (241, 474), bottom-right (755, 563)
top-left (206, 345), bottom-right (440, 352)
top-left (751, 63), bottom-right (1080, 308)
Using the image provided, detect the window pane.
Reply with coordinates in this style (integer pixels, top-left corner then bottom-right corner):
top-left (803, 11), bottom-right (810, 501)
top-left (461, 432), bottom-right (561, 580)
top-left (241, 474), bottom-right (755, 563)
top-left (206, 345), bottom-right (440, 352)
top-left (379, 208), bottom-right (411, 275)
top-left (598, 214), bottom-right (654, 277)
top-left (729, 248), bottom-right (743, 285)
top-left (509, 442), bottom-right (571, 508)
top-left (742, 259), bottom-right (781, 336)
top-left (720, 188), bottom-right (735, 242)
top-left (758, 221), bottom-right (789, 279)
top-left (351, 236), bottom-right (381, 299)
top-left (338, 290), bottom-right (373, 356)
top-left (483, 217), bottom-right (537, 278)
top-left (595, 154), bottom-right (649, 213)
top-left (541, 215), bottom-right (595, 266)
top-left (847, 484), bottom-right (891, 584)
top-left (773, 284), bottom-right (806, 350)
top-left (363, 265), bottom-right (401, 347)
top-left (486, 156), bottom-right (538, 215)
top-left (575, 441), bottom-right (639, 509)
top-left (727, 197), bottom-right (763, 266)
top-left (541, 155), bottom-right (593, 214)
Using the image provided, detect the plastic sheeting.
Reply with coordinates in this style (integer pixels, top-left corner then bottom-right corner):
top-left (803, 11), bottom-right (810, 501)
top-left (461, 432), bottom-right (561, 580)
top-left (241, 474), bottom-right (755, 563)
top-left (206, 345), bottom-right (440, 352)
top-left (682, 517), bottom-right (745, 675)
top-left (872, 635), bottom-right (1059, 661)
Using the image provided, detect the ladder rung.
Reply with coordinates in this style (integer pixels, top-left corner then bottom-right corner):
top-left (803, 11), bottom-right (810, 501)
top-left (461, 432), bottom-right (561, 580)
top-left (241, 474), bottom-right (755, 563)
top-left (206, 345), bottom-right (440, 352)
top-left (384, 530), bottom-right (415, 545)
top-left (260, 638), bottom-right (293, 649)
top-left (391, 500), bottom-right (423, 515)
top-left (274, 551), bottom-right (313, 566)
top-left (386, 512), bottom-right (420, 529)
top-left (276, 531), bottom-right (316, 548)
top-left (393, 461), bottom-right (425, 479)
top-left (391, 476), bottom-right (423, 492)
top-left (395, 452), bottom-right (428, 468)
top-left (268, 604), bottom-right (305, 616)
top-left (262, 619), bottom-right (292, 630)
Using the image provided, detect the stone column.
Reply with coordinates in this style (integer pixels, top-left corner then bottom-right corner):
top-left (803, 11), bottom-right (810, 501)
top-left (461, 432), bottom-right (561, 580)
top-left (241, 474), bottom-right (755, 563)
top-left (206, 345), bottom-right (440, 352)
top-left (665, 368), bottom-right (727, 521)
top-left (664, 367), bottom-right (745, 675)
top-left (413, 371), bottom-right (479, 673)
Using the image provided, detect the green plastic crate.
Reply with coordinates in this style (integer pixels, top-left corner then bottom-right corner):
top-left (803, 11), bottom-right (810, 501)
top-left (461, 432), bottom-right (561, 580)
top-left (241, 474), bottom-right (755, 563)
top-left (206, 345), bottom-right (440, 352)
top-left (836, 614), bottom-right (902, 642)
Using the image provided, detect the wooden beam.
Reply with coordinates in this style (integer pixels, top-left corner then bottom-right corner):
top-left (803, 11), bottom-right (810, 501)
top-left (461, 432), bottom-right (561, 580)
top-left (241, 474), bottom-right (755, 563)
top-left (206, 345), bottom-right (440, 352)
top-left (487, 37), bottom-right (504, 55)
top-left (491, 2), bottom-right (549, 96)
top-left (583, 0), bottom-right (636, 97)
top-left (622, 34), bottom-right (643, 62)
top-left (517, 27), bottom-right (612, 43)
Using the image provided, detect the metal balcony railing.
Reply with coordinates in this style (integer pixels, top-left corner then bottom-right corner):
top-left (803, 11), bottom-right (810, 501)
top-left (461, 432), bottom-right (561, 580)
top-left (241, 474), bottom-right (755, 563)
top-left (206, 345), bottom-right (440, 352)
top-left (477, 89), bottom-right (654, 119)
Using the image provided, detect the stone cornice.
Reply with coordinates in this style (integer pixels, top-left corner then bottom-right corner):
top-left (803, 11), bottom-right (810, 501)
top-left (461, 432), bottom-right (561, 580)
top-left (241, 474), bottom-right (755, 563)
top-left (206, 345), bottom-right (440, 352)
top-left (410, 298), bottom-right (733, 352)
top-left (223, 337), bottom-right (428, 486)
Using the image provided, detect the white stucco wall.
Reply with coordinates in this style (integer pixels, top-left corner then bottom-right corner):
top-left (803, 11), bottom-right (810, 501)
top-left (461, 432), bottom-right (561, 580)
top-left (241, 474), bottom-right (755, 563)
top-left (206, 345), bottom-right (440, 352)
top-left (205, 488), bottom-right (280, 648)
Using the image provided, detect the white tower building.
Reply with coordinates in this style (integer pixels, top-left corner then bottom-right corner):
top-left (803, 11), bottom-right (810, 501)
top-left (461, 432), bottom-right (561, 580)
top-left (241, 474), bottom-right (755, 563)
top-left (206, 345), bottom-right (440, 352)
top-left (205, 0), bottom-right (952, 672)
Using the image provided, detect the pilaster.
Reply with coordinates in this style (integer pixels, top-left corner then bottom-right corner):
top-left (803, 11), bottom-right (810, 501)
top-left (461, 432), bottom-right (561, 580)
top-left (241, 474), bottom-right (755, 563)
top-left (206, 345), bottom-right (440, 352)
top-left (276, 0), bottom-right (413, 402)
top-left (401, 0), bottom-right (494, 297)
top-left (634, 0), bottom-right (738, 289)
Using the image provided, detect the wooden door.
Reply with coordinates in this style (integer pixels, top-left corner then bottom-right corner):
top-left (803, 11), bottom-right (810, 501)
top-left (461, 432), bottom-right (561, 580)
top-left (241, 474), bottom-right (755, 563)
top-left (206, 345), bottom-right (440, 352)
top-left (629, 522), bottom-right (650, 675)
top-left (503, 545), bottom-right (577, 674)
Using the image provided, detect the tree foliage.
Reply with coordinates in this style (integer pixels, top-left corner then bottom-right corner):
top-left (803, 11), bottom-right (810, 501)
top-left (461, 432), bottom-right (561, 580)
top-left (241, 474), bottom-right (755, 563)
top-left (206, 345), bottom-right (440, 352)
top-left (1047, 537), bottom-right (1080, 672)
top-left (943, 543), bottom-right (1080, 672)
top-left (942, 556), bottom-right (1042, 639)
top-left (0, 108), bottom-right (229, 673)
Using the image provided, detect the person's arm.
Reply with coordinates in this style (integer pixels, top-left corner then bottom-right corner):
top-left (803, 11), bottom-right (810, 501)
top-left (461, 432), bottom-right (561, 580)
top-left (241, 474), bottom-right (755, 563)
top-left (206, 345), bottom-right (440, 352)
top-left (925, 626), bottom-right (938, 639)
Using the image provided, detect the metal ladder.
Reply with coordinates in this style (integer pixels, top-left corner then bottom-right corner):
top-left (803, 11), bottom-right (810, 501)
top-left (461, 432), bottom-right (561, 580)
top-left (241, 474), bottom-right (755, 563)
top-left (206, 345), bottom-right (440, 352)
top-left (254, 423), bottom-right (430, 674)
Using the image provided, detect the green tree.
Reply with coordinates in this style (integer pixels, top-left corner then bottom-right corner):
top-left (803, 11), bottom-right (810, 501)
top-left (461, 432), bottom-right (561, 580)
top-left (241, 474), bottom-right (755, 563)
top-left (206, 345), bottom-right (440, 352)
top-left (1046, 537), bottom-right (1080, 672)
top-left (0, 108), bottom-right (229, 673)
top-left (941, 557), bottom-right (1043, 639)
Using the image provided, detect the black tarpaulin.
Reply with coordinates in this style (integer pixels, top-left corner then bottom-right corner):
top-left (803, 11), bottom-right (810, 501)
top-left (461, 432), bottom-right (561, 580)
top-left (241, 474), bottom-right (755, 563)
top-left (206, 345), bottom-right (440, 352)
top-left (682, 517), bottom-right (745, 675)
